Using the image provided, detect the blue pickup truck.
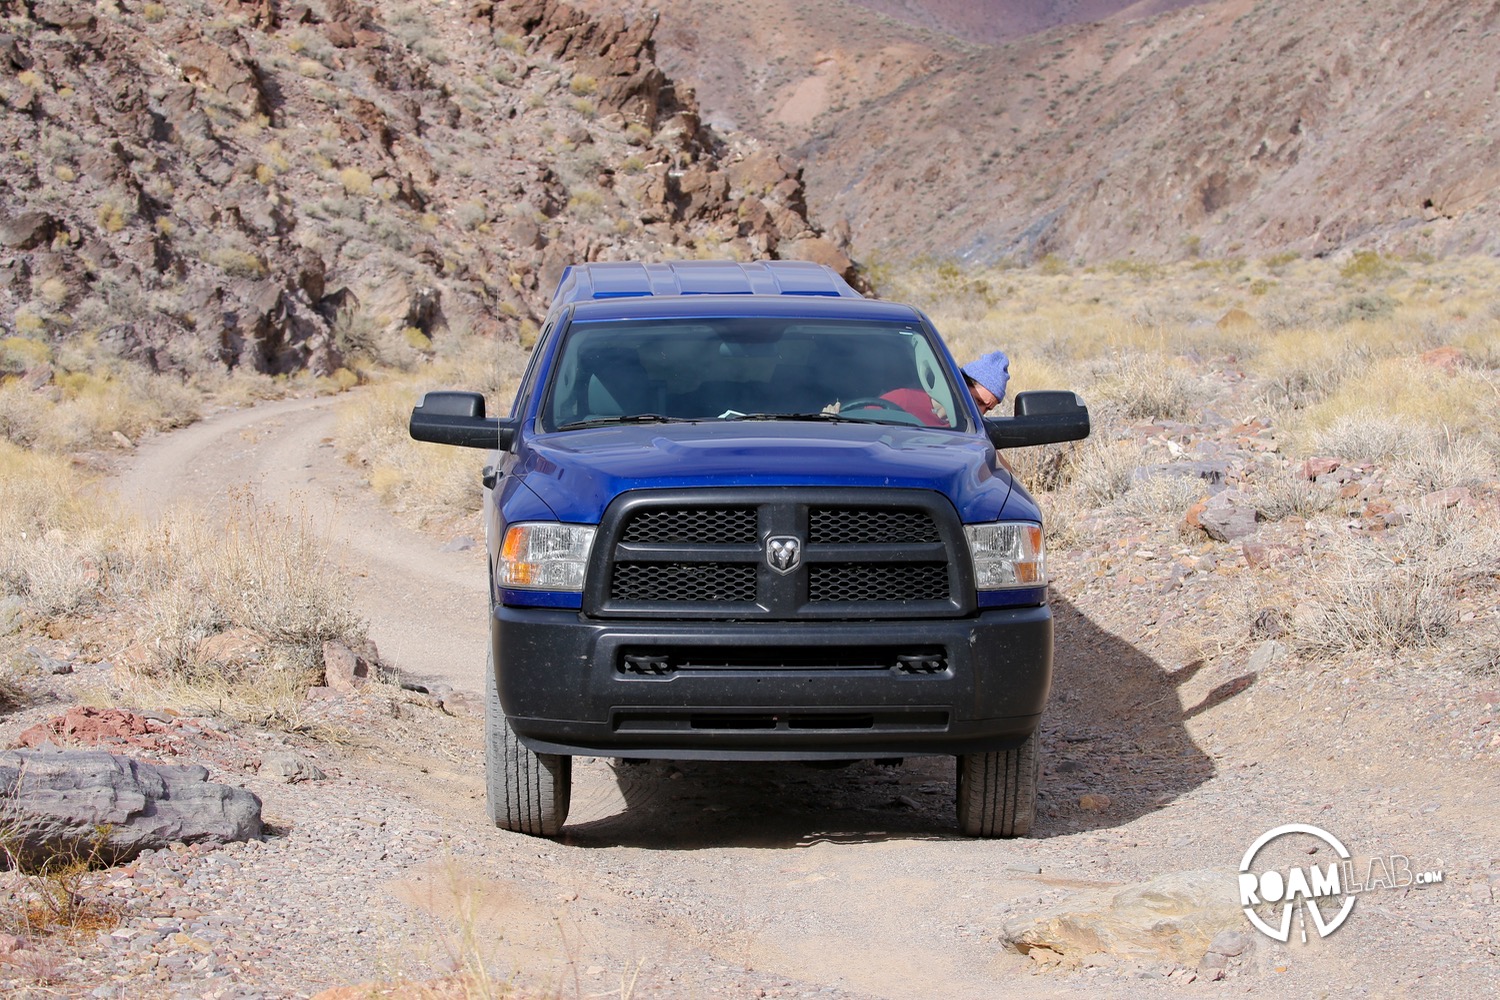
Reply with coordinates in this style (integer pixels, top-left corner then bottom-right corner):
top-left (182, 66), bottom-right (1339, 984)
top-left (410, 260), bottom-right (1089, 837)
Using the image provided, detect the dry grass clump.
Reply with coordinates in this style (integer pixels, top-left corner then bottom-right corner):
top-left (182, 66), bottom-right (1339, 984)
top-left (1052, 436), bottom-right (1147, 508)
top-left (1292, 361), bottom-right (1499, 486)
top-left (1118, 471), bottom-right (1210, 519)
top-left (337, 384), bottom-right (484, 519)
top-left (1288, 503), bottom-right (1495, 656)
top-left (122, 492), bottom-right (367, 680)
top-left (1245, 473), bottom-right (1339, 522)
top-left (334, 333), bottom-right (529, 523)
top-left (1086, 352), bottom-right (1204, 422)
top-left (0, 442), bottom-right (115, 619)
top-left (0, 348), bottom-right (203, 453)
top-left (0, 439), bottom-right (366, 728)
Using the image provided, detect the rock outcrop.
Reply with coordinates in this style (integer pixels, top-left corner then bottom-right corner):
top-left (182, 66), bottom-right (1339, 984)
top-left (0, 747), bottom-right (263, 867)
top-left (999, 869), bottom-right (1246, 966)
top-left (0, 0), bottom-right (853, 392)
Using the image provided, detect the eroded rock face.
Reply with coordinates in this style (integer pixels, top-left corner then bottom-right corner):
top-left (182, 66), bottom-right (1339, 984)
top-left (0, 748), bottom-right (263, 867)
top-left (0, 0), bottom-right (854, 390)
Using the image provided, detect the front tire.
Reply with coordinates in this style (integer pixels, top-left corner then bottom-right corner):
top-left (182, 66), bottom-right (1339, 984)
top-left (955, 729), bottom-right (1039, 837)
top-left (485, 651), bottom-right (570, 836)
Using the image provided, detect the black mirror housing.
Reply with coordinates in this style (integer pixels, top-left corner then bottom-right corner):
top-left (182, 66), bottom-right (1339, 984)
top-left (409, 391), bottom-right (516, 450)
top-left (984, 391), bottom-right (1090, 449)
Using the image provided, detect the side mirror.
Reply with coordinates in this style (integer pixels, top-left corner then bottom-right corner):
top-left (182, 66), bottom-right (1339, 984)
top-left (984, 391), bottom-right (1090, 449)
top-left (409, 391), bottom-right (516, 450)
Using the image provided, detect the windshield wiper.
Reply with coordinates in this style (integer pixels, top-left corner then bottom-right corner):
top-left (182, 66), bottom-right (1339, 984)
top-left (726, 411), bottom-right (858, 423)
top-left (556, 414), bottom-right (687, 430)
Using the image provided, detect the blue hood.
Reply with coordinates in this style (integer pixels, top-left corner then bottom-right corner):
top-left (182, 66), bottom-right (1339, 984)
top-left (512, 421), bottom-right (1025, 524)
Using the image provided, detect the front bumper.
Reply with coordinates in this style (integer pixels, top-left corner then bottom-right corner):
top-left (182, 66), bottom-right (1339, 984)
top-left (493, 604), bottom-right (1053, 759)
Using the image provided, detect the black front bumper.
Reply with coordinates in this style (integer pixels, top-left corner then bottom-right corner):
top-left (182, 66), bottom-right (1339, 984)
top-left (493, 604), bottom-right (1052, 760)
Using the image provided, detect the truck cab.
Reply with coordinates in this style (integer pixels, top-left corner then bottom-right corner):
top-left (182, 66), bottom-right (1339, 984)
top-left (410, 260), bottom-right (1089, 837)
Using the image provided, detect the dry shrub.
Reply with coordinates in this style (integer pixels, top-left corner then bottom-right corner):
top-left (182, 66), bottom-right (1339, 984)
top-left (1390, 431), bottom-right (1499, 493)
top-left (334, 333), bottom-right (528, 523)
top-left (0, 817), bottom-right (122, 945)
top-left (1119, 471), bottom-right (1208, 519)
top-left (1248, 474), bottom-right (1339, 522)
top-left (1292, 554), bottom-right (1455, 655)
top-left (1036, 487), bottom-right (1089, 550)
top-left (1058, 435), bottom-right (1147, 507)
top-left (0, 382), bottom-right (45, 447)
top-left (134, 662), bottom-right (333, 733)
top-left (123, 492), bottom-right (366, 679)
top-left (1290, 505), bottom-right (1487, 655)
top-left (1086, 352), bottom-right (1202, 421)
top-left (0, 443), bottom-right (114, 617)
top-left (0, 652), bottom-right (27, 711)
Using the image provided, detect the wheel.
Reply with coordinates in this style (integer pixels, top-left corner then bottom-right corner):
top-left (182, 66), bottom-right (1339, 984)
top-left (485, 650), bottom-right (570, 836)
top-left (955, 730), bottom-right (1039, 837)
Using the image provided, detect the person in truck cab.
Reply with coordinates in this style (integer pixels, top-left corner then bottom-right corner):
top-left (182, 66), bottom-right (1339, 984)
top-left (832, 347), bottom-right (1011, 424)
top-left (962, 350), bottom-right (1010, 414)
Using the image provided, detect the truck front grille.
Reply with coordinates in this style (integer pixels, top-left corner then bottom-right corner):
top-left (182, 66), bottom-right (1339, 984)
top-left (809, 507), bottom-right (940, 544)
top-left (611, 562), bottom-right (758, 603)
top-left (809, 563), bottom-right (949, 603)
top-left (589, 489), bottom-right (970, 620)
top-left (621, 507), bottom-right (757, 544)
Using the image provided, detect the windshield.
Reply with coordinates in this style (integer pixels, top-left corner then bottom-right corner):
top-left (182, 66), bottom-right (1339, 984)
top-left (542, 317), bottom-right (966, 431)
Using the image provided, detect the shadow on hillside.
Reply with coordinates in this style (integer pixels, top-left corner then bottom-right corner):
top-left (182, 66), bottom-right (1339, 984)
top-left (561, 596), bottom-right (1243, 849)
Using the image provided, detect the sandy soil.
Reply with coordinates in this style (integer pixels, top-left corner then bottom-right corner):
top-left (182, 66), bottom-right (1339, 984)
top-left (104, 392), bottom-right (1500, 997)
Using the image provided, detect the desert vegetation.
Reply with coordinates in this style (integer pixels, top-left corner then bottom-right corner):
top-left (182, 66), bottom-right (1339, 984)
top-left (3, 249), bottom-right (1496, 981)
top-left (0, 0), bottom-right (1494, 990)
top-left (346, 251), bottom-right (1500, 680)
top-left (895, 253), bottom-right (1499, 672)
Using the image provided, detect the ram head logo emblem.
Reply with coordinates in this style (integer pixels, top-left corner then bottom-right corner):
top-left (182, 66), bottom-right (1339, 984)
top-left (766, 535), bottom-right (802, 574)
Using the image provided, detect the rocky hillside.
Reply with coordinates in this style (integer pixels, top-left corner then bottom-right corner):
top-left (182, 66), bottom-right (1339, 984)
top-left (0, 0), bottom-right (852, 379)
top-left (846, 0), bottom-right (1209, 45)
top-left (633, 0), bottom-right (1500, 264)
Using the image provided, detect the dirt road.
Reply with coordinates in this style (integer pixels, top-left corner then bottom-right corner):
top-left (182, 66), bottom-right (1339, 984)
top-left (113, 393), bottom-right (1500, 998)
top-left (116, 395), bottom-right (490, 694)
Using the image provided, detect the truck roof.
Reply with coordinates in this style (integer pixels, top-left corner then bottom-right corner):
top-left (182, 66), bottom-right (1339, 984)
top-left (549, 260), bottom-right (864, 309)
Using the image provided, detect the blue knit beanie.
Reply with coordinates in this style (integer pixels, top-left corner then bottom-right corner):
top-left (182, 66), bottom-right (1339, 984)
top-left (962, 350), bottom-right (1010, 403)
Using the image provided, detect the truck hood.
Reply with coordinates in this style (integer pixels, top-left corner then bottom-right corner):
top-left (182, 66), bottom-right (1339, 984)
top-left (513, 421), bottom-right (1022, 524)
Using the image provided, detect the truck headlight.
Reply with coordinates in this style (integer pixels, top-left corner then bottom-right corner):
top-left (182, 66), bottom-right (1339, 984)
top-left (499, 523), bottom-right (596, 591)
top-left (964, 522), bottom-right (1045, 588)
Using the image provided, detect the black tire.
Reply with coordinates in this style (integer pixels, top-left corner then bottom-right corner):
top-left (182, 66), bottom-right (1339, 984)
top-left (485, 651), bottom-right (570, 836)
top-left (955, 730), bottom-right (1039, 837)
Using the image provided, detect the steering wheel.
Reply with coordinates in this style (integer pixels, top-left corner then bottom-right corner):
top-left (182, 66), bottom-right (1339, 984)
top-left (840, 396), bottom-right (908, 413)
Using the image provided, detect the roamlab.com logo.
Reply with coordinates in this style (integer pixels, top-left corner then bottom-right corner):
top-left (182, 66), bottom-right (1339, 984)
top-left (1239, 823), bottom-right (1446, 944)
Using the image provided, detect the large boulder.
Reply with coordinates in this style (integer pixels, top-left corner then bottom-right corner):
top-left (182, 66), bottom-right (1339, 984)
top-left (0, 748), bottom-right (263, 868)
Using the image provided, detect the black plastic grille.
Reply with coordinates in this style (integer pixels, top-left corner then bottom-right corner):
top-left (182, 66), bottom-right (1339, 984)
top-left (809, 508), bottom-right (940, 544)
top-left (622, 507), bottom-right (757, 544)
top-left (612, 562), bottom-right (757, 602)
top-left (810, 563), bottom-right (950, 602)
top-left (594, 490), bottom-right (967, 619)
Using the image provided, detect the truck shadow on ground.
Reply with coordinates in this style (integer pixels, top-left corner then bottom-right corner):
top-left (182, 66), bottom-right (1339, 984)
top-left (561, 597), bottom-right (1250, 849)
